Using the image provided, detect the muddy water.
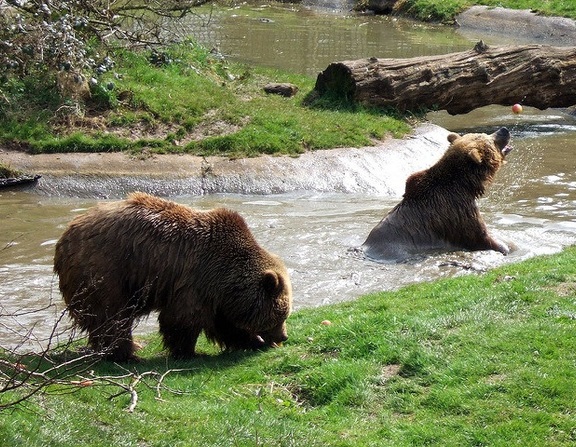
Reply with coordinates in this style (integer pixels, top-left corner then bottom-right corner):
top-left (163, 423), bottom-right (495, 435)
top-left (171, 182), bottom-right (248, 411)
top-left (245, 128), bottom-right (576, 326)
top-left (186, 2), bottom-right (476, 76)
top-left (3, 3), bottom-right (576, 349)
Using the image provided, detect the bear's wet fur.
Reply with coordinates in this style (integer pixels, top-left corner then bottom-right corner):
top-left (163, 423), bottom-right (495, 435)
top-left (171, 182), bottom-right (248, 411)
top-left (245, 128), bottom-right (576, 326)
top-left (54, 192), bottom-right (292, 361)
top-left (362, 127), bottom-right (513, 262)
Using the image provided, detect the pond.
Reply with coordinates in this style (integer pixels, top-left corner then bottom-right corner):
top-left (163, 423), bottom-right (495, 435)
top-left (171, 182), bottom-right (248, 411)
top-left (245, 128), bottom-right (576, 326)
top-left (185, 1), bottom-right (476, 76)
top-left (2, 2), bottom-right (576, 349)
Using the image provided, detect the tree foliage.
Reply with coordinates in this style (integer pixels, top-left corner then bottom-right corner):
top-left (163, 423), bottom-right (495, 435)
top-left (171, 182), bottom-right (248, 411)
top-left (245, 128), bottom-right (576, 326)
top-left (0, 0), bottom-right (207, 100)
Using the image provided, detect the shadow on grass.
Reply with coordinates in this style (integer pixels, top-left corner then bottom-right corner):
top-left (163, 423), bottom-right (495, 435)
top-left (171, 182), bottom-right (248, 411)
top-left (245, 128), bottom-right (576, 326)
top-left (0, 334), bottom-right (274, 412)
top-left (302, 88), bottom-right (429, 120)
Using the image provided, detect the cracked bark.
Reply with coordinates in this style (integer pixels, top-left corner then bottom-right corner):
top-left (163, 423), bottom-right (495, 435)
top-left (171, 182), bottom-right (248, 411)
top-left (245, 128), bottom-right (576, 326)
top-left (314, 43), bottom-right (576, 115)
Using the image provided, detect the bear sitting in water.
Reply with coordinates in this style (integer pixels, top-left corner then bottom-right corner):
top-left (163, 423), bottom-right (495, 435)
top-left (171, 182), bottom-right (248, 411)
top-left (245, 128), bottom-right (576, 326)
top-left (362, 127), bottom-right (513, 262)
top-left (54, 192), bottom-right (293, 361)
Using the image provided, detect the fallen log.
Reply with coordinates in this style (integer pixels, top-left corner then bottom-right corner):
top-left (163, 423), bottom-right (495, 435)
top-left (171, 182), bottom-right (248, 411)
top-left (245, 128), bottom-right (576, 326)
top-left (314, 43), bottom-right (576, 115)
top-left (0, 174), bottom-right (41, 189)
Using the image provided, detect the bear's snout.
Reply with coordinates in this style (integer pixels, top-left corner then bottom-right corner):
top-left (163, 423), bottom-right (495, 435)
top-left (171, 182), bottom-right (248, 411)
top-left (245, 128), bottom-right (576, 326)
top-left (492, 127), bottom-right (511, 152)
top-left (255, 322), bottom-right (289, 348)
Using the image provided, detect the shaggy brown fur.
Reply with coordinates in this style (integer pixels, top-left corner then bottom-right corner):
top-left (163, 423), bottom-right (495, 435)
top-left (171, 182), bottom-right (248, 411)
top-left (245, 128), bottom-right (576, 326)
top-left (54, 192), bottom-right (292, 361)
top-left (362, 127), bottom-right (513, 262)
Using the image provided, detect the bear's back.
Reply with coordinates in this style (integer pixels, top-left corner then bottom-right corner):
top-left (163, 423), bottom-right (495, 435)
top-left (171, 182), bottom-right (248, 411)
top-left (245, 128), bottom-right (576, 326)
top-left (122, 192), bottom-right (253, 246)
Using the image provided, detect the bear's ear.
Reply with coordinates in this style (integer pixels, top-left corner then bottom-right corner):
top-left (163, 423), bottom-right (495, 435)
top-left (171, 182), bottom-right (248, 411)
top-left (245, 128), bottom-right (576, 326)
top-left (447, 133), bottom-right (460, 143)
top-left (467, 148), bottom-right (483, 164)
top-left (262, 270), bottom-right (281, 295)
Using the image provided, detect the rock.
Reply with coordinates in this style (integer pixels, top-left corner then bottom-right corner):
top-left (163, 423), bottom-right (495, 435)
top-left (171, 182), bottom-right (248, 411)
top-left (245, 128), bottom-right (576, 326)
top-left (365, 0), bottom-right (398, 14)
top-left (263, 83), bottom-right (299, 97)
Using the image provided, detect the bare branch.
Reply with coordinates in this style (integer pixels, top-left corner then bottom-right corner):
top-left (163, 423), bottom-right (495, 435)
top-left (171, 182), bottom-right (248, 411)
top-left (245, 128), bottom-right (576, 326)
top-left (1, 299), bottom-right (196, 411)
top-left (1, 0), bottom-right (211, 82)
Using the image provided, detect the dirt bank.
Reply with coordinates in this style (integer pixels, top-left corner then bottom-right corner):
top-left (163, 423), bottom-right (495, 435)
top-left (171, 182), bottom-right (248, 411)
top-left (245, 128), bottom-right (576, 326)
top-left (456, 6), bottom-right (576, 46)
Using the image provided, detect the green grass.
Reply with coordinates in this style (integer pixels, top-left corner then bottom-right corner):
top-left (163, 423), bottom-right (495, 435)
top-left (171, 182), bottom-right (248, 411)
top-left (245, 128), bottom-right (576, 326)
top-left (398, 0), bottom-right (576, 22)
top-left (0, 42), bottom-right (410, 157)
top-left (2, 247), bottom-right (576, 446)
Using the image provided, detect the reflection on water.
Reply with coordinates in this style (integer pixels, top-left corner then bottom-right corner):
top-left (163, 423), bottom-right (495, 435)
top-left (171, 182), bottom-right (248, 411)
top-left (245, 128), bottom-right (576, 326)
top-left (185, 2), bottom-right (476, 76)
top-left (3, 3), bottom-right (576, 348)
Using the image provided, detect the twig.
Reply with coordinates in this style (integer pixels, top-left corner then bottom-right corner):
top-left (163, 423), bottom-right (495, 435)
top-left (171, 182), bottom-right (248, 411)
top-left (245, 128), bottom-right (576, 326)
top-left (155, 368), bottom-right (193, 401)
top-left (127, 375), bottom-right (141, 413)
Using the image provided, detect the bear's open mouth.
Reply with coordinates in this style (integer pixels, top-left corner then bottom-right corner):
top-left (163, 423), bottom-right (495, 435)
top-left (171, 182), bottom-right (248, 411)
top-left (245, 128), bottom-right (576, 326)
top-left (502, 144), bottom-right (513, 156)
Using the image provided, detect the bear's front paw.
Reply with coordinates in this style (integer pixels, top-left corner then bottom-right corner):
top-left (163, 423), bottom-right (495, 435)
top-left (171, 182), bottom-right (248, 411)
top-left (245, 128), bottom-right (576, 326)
top-left (496, 241), bottom-right (510, 256)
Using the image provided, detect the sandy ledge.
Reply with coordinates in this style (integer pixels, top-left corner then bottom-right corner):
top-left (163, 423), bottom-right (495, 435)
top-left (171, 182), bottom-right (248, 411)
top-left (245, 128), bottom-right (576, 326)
top-left (0, 124), bottom-right (451, 198)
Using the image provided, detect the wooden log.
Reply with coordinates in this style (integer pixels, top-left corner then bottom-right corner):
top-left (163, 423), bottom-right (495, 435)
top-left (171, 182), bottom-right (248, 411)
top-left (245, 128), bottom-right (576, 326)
top-left (314, 43), bottom-right (576, 115)
top-left (0, 174), bottom-right (41, 189)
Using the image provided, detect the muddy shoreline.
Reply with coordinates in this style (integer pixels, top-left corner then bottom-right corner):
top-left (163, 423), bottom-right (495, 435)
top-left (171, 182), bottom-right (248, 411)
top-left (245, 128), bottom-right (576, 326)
top-left (0, 124), bottom-right (451, 197)
top-left (456, 6), bottom-right (576, 46)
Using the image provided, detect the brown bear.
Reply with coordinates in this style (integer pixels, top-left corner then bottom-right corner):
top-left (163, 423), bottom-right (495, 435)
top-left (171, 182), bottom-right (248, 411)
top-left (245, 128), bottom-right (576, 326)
top-left (362, 127), bottom-right (513, 262)
top-left (54, 192), bottom-right (293, 361)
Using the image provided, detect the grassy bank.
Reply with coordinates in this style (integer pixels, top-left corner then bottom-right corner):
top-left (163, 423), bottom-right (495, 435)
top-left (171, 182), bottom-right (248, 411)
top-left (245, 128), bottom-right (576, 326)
top-left (398, 0), bottom-right (576, 22)
top-left (0, 42), bottom-right (409, 157)
top-left (2, 247), bottom-right (576, 446)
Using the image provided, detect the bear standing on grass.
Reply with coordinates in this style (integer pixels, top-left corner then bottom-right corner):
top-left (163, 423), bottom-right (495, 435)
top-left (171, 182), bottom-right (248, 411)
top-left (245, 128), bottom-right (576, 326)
top-left (362, 127), bottom-right (513, 262)
top-left (54, 192), bottom-right (293, 362)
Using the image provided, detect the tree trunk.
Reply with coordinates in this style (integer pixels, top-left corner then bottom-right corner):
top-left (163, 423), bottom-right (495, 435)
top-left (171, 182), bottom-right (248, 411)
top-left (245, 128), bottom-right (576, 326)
top-left (314, 43), bottom-right (576, 115)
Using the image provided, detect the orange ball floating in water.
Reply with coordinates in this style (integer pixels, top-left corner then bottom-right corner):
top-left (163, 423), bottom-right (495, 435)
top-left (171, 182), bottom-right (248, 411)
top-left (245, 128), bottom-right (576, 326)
top-left (511, 103), bottom-right (523, 114)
